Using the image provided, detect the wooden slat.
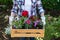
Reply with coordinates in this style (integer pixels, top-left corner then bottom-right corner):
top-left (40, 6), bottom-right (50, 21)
top-left (11, 29), bottom-right (44, 37)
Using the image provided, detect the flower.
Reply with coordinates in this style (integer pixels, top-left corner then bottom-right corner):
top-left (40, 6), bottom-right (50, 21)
top-left (34, 19), bottom-right (40, 27)
top-left (25, 19), bottom-right (31, 24)
top-left (29, 16), bottom-right (36, 21)
top-left (34, 22), bottom-right (37, 27)
top-left (22, 10), bottom-right (28, 17)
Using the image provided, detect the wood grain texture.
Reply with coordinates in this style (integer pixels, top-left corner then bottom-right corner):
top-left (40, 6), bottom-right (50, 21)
top-left (11, 29), bottom-right (44, 38)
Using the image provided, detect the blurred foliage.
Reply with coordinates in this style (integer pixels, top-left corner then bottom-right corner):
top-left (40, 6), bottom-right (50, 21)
top-left (0, 0), bottom-right (12, 11)
top-left (0, 0), bottom-right (12, 5)
top-left (44, 15), bottom-right (60, 40)
top-left (42, 0), bottom-right (60, 10)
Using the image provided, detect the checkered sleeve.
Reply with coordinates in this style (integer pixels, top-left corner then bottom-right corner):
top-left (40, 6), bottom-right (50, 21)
top-left (37, 0), bottom-right (45, 13)
top-left (11, 0), bottom-right (18, 13)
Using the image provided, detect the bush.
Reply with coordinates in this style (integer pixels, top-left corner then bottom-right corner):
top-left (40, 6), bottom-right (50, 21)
top-left (42, 0), bottom-right (60, 10)
top-left (0, 0), bottom-right (12, 5)
top-left (44, 15), bottom-right (60, 40)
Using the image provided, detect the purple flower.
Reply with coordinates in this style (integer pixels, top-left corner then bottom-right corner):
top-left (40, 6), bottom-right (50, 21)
top-left (34, 19), bottom-right (40, 27)
top-left (34, 22), bottom-right (38, 27)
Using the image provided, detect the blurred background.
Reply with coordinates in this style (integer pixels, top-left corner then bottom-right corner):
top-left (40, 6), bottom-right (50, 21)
top-left (0, 0), bottom-right (60, 40)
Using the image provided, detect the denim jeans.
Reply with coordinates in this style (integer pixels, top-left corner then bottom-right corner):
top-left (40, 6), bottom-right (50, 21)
top-left (19, 37), bottom-right (35, 40)
top-left (30, 37), bottom-right (35, 40)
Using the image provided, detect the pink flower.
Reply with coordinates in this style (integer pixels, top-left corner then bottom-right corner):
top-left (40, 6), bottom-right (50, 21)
top-left (25, 20), bottom-right (31, 24)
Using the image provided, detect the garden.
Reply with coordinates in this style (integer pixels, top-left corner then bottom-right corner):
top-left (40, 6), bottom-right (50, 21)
top-left (0, 0), bottom-right (60, 40)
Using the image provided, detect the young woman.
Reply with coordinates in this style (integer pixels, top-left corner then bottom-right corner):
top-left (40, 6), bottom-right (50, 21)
top-left (9, 0), bottom-right (46, 25)
top-left (9, 0), bottom-right (46, 40)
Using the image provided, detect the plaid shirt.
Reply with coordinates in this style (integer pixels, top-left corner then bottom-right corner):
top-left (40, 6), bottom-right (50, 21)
top-left (11, 0), bottom-right (44, 16)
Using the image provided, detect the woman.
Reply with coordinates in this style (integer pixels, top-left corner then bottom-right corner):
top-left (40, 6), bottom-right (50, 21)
top-left (9, 0), bottom-right (46, 25)
top-left (9, 0), bottom-right (46, 40)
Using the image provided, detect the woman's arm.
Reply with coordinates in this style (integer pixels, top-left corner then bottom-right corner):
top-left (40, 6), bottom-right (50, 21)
top-left (37, 0), bottom-right (46, 25)
top-left (9, 0), bottom-right (18, 25)
top-left (11, 0), bottom-right (18, 16)
top-left (37, 0), bottom-right (44, 14)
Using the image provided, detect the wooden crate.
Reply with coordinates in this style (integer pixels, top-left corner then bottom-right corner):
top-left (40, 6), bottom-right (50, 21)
top-left (11, 29), bottom-right (44, 37)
